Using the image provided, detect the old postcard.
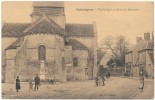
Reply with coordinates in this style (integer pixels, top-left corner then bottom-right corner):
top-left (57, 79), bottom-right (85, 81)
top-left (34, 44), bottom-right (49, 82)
top-left (1, 1), bottom-right (154, 99)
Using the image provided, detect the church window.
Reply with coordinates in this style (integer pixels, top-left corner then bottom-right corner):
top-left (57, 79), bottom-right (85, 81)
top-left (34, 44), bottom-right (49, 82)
top-left (38, 45), bottom-right (46, 60)
top-left (73, 57), bottom-right (78, 67)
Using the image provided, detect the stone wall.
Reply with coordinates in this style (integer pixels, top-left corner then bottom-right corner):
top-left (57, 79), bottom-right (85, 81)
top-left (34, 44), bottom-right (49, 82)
top-left (64, 46), bottom-right (74, 80)
top-left (132, 67), bottom-right (139, 77)
top-left (25, 34), bottom-right (65, 81)
top-left (145, 50), bottom-right (154, 77)
top-left (5, 49), bottom-right (17, 82)
top-left (73, 50), bottom-right (89, 80)
top-left (4, 34), bottom-right (66, 82)
top-left (68, 37), bottom-right (98, 79)
top-left (2, 37), bottom-right (18, 66)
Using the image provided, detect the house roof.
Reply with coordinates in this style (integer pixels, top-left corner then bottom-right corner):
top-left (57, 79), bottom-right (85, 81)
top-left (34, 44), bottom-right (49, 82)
top-left (65, 23), bottom-right (94, 37)
top-left (97, 49), bottom-right (105, 62)
top-left (126, 39), bottom-right (154, 53)
top-left (6, 38), bottom-right (24, 50)
top-left (2, 23), bottom-right (30, 37)
top-left (68, 39), bottom-right (88, 50)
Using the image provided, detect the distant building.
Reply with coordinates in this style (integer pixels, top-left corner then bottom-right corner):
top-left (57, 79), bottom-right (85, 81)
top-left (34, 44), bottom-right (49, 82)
top-left (97, 50), bottom-right (112, 68)
top-left (125, 32), bottom-right (154, 78)
top-left (2, 2), bottom-right (98, 82)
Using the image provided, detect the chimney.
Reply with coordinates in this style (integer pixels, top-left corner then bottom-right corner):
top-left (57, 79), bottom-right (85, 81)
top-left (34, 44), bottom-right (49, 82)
top-left (136, 37), bottom-right (142, 43)
top-left (144, 32), bottom-right (150, 40)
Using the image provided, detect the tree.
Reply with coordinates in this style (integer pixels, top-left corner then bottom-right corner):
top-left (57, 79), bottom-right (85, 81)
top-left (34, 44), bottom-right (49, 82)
top-left (106, 58), bottom-right (115, 68)
top-left (101, 35), bottom-right (130, 66)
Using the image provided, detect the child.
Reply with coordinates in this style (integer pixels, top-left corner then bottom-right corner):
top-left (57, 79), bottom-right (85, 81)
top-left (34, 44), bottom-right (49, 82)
top-left (29, 80), bottom-right (33, 92)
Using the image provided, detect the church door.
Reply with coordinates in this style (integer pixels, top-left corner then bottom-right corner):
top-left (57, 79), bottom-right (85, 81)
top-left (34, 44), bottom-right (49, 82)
top-left (38, 45), bottom-right (46, 60)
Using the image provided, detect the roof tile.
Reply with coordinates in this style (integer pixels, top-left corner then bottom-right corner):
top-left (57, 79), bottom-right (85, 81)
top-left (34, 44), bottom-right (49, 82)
top-left (2, 23), bottom-right (30, 37)
top-left (68, 39), bottom-right (88, 50)
top-left (6, 38), bottom-right (24, 50)
top-left (65, 23), bottom-right (94, 37)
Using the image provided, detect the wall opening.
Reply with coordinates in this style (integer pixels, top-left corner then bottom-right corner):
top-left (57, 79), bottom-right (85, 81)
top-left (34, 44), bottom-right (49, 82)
top-left (73, 57), bottom-right (78, 67)
top-left (38, 45), bottom-right (46, 60)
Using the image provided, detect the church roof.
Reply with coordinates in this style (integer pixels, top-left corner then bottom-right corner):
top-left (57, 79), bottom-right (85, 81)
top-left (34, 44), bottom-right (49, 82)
top-left (2, 15), bottom-right (65, 37)
top-left (23, 17), bottom-right (65, 36)
top-left (65, 23), bottom-right (94, 37)
top-left (68, 39), bottom-right (88, 50)
top-left (2, 23), bottom-right (30, 37)
top-left (2, 17), bottom-right (95, 38)
top-left (6, 38), bottom-right (24, 50)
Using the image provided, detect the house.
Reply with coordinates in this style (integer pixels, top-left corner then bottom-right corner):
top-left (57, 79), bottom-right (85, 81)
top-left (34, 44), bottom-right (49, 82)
top-left (125, 32), bottom-right (154, 78)
top-left (97, 49), bottom-right (112, 68)
top-left (2, 2), bottom-right (98, 82)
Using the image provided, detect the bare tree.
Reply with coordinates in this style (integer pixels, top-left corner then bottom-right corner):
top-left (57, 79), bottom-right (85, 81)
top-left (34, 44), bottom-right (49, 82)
top-left (101, 35), bottom-right (130, 66)
top-left (101, 35), bottom-right (118, 58)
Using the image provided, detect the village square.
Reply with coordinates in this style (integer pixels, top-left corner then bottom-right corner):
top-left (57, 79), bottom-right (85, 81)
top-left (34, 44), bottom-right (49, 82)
top-left (1, 1), bottom-right (154, 99)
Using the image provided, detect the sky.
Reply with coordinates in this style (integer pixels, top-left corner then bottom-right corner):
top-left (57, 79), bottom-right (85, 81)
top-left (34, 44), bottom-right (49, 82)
top-left (2, 1), bottom-right (154, 45)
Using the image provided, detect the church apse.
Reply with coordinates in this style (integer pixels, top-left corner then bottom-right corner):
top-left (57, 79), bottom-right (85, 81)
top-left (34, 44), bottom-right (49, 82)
top-left (2, 1), bottom-right (98, 82)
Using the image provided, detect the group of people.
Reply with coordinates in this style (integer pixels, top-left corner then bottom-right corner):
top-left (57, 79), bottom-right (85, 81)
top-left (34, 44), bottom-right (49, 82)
top-left (95, 72), bottom-right (110, 86)
top-left (16, 74), bottom-right (40, 92)
top-left (95, 69), bottom-right (145, 93)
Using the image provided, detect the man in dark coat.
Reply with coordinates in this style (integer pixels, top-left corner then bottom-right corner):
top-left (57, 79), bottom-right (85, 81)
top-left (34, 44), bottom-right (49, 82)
top-left (16, 76), bottom-right (20, 92)
top-left (34, 74), bottom-right (40, 91)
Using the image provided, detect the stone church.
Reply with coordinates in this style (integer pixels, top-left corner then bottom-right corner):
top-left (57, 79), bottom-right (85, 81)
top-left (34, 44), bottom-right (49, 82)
top-left (2, 2), bottom-right (98, 82)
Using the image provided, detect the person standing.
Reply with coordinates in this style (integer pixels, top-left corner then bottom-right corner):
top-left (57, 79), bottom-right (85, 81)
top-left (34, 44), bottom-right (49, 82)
top-left (34, 74), bottom-right (40, 91)
top-left (16, 76), bottom-right (20, 92)
top-left (139, 76), bottom-right (144, 92)
top-left (95, 75), bottom-right (99, 86)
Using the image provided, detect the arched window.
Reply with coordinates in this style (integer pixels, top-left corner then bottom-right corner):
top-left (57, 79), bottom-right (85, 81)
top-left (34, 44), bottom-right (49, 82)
top-left (73, 57), bottom-right (78, 67)
top-left (38, 45), bottom-right (46, 60)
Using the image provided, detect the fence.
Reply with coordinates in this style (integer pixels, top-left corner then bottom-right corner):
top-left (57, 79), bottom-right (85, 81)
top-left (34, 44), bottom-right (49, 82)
top-left (108, 67), bottom-right (125, 76)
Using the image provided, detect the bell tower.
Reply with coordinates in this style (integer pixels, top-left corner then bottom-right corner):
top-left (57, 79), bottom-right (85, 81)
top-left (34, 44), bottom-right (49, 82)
top-left (30, 1), bottom-right (66, 29)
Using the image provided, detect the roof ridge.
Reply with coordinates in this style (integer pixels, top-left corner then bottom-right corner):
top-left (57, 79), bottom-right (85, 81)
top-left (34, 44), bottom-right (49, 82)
top-left (23, 17), bottom-right (42, 33)
top-left (46, 15), bottom-right (65, 34)
top-left (23, 15), bottom-right (65, 36)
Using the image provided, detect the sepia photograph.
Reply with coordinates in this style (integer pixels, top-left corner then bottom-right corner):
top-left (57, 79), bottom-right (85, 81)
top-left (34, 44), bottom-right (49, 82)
top-left (1, 1), bottom-right (154, 99)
